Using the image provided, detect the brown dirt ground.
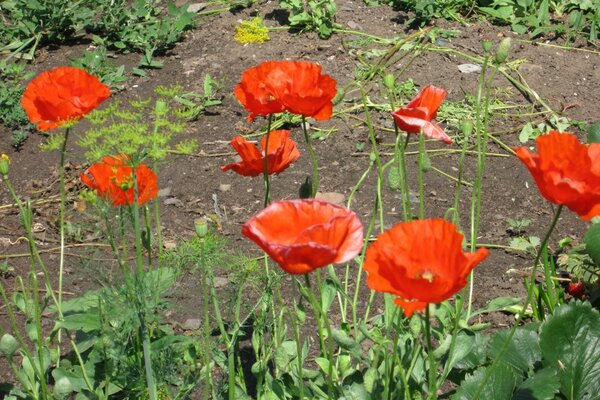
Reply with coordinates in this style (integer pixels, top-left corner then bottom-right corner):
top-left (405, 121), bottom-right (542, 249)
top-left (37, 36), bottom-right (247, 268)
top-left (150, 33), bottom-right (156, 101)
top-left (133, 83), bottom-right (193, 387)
top-left (1, 0), bottom-right (599, 390)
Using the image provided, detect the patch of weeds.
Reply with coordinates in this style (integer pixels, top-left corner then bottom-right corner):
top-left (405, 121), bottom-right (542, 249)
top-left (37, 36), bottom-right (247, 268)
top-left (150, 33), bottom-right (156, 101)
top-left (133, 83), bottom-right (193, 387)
top-left (171, 74), bottom-right (224, 121)
top-left (478, 0), bottom-right (600, 43)
top-left (0, 0), bottom-right (96, 60)
top-left (70, 46), bottom-right (127, 91)
top-left (0, 62), bottom-right (35, 148)
top-left (84, 0), bottom-right (196, 73)
top-left (391, 0), bottom-right (473, 25)
top-left (235, 17), bottom-right (270, 44)
top-left (518, 115), bottom-right (581, 143)
top-left (279, 0), bottom-right (339, 38)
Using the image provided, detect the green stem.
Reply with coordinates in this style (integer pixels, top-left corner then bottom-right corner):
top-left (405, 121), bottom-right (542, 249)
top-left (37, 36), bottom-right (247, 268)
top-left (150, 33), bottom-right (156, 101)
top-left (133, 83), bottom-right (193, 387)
top-left (417, 133), bottom-right (425, 220)
top-left (290, 279), bottom-right (306, 399)
top-left (263, 114), bottom-right (273, 207)
top-left (152, 160), bottom-right (163, 260)
top-left (304, 274), bottom-right (335, 398)
top-left (56, 128), bottom-right (70, 366)
top-left (425, 306), bottom-right (437, 400)
top-left (302, 116), bottom-right (319, 198)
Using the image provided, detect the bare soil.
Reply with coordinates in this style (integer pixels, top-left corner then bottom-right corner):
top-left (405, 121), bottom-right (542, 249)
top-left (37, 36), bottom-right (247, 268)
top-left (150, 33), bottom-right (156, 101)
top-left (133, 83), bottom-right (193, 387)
top-left (1, 0), bottom-right (599, 388)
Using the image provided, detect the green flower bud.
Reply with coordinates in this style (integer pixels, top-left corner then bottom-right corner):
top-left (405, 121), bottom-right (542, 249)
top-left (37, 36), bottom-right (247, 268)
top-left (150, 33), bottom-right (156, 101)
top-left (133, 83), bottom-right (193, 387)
top-left (0, 154), bottom-right (10, 177)
top-left (0, 333), bottom-right (18, 359)
top-left (495, 37), bottom-right (512, 64)
top-left (383, 73), bottom-right (395, 90)
top-left (194, 218), bottom-right (208, 239)
top-left (482, 40), bottom-right (492, 53)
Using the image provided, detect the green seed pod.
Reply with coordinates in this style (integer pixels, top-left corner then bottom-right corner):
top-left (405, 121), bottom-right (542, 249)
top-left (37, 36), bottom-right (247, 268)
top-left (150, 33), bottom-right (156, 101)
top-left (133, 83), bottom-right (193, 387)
top-left (194, 218), bottom-right (208, 239)
top-left (53, 376), bottom-right (73, 399)
top-left (495, 37), bottom-right (512, 64)
top-left (0, 333), bottom-right (18, 359)
top-left (299, 176), bottom-right (313, 199)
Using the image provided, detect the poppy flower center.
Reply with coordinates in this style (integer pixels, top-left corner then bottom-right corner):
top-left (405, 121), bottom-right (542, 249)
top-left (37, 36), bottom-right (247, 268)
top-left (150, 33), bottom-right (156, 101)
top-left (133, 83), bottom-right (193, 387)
top-left (420, 271), bottom-right (435, 283)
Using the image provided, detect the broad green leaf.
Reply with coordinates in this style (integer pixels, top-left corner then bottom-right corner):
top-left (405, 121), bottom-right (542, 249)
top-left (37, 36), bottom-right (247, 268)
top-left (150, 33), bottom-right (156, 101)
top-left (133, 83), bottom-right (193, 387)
top-left (539, 301), bottom-right (600, 400)
top-left (472, 297), bottom-right (523, 317)
top-left (452, 365), bottom-right (517, 400)
top-left (583, 223), bottom-right (600, 265)
top-left (489, 329), bottom-right (541, 373)
top-left (512, 367), bottom-right (560, 400)
top-left (340, 382), bottom-right (371, 400)
top-left (453, 332), bottom-right (489, 370)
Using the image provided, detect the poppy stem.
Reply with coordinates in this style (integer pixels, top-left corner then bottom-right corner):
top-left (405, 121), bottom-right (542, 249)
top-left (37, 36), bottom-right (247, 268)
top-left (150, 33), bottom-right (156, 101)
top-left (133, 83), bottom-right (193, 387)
top-left (56, 128), bottom-right (70, 367)
top-left (304, 274), bottom-right (335, 398)
top-left (302, 116), bottom-right (319, 197)
top-left (417, 132), bottom-right (426, 220)
top-left (263, 114), bottom-right (273, 207)
top-left (424, 305), bottom-right (438, 400)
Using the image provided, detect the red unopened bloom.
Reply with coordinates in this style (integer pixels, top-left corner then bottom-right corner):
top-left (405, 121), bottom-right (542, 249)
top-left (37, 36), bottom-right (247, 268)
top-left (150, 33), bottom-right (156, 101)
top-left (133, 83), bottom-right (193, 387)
top-left (234, 60), bottom-right (337, 122)
top-left (220, 130), bottom-right (300, 177)
top-left (21, 66), bottom-right (110, 131)
top-left (391, 84), bottom-right (451, 144)
top-left (80, 155), bottom-right (158, 206)
top-left (515, 131), bottom-right (600, 220)
top-left (364, 219), bottom-right (488, 317)
top-left (242, 199), bottom-right (364, 274)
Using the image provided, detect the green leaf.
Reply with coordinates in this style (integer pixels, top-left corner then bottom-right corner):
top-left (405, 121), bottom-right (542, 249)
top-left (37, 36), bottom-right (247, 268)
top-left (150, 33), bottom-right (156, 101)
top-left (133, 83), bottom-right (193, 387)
top-left (587, 122), bottom-right (600, 144)
top-left (59, 312), bottom-right (102, 333)
top-left (539, 301), bottom-right (600, 400)
top-left (512, 367), bottom-right (560, 400)
top-left (452, 365), bottom-right (517, 400)
top-left (471, 297), bottom-right (523, 317)
top-left (489, 328), bottom-right (541, 373)
top-left (584, 223), bottom-right (600, 266)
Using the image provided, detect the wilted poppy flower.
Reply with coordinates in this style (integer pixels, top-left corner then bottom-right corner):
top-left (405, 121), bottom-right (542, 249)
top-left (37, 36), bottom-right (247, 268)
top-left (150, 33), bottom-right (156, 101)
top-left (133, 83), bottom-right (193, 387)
top-left (515, 131), bottom-right (600, 220)
top-left (80, 155), bottom-right (158, 206)
top-left (21, 66), bottom-right (110, 131)
top-left (220, 130), bottom-right (300, 177)
top-left (391, 84), bottom-right (451, 144)
top-left (242, 199), bottom-right (364, 274)
top-left (364, 219), bottom-right (488, 317)
top-left (234, 60), bottom-right (337, 122)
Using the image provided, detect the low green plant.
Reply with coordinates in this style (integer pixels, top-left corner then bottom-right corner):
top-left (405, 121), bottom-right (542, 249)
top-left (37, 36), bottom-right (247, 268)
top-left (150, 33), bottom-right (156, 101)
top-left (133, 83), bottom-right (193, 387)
top-left (70, 46), bottom-right (127, 91)
top-left (89, 0), bottom-right (196, 71)
top-left (0, 62), bottom-right (35, 147)
top-left (279, 0), bottom-right (339, 38)
top-left (0, 0), bottom-right (97, 62)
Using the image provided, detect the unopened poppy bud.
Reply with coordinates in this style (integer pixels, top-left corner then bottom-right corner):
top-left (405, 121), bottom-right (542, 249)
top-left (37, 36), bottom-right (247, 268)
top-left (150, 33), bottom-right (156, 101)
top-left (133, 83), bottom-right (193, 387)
top-left (495, 37), bottom-right (512, 64)
top-left (0, 333), bottom-right (18, 359)
top-left (0, 154), bottom-right (10, 176)
top-left (383, 73), bottom-right (395, 90)
top-left (482, 40), bottom-right (492, 54)
top-left (194, 218), bottom-right (208, 239)
top-left (461, 119), bottom-right (474, 138)
top-left (299, 176), bottom-right (313, 199)
top-left (79, 189), bottom-right (98, 206)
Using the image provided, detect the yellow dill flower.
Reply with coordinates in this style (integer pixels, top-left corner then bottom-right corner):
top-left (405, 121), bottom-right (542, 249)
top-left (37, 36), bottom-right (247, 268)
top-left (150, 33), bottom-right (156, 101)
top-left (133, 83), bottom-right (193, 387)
top-left (234, 17), bottom-right (270, 44)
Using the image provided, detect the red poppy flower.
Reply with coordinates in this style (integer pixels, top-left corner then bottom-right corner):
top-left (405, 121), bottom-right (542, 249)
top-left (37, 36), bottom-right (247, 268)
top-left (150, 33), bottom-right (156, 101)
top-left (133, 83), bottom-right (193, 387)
top-left (234, 61), bottom-right (337, 122)
top-left (21, 66), bottom-right (110, 131)
top-left (515, 131), bottom-right (600, 221)
top-left (391, 84), bottom-right (451, 144)
top-left (242, 199), bottom-right (364, 274)
top-left (80, 155), bottom-right (158, 206)
top-left (363, 219), bottom-right (489, 317)
top-left (220, 130), bottom-right (300, 177)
